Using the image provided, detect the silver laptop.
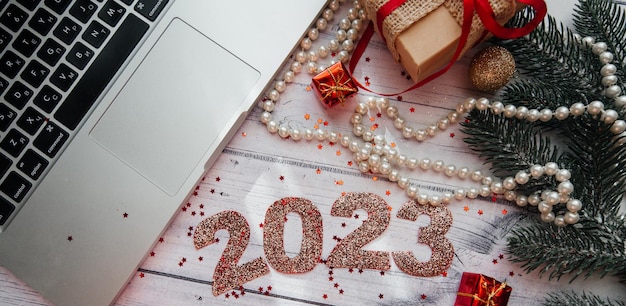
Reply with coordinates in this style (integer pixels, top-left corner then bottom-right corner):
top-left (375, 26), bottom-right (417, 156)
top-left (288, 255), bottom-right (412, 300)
top-left (0, 0), bottom-right (326, 304)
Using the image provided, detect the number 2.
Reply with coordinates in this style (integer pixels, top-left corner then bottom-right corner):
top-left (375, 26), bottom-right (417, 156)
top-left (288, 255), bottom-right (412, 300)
top-left (326, 192), bottom-right (391, 270)
top-left (193, 210), bottom-right (269, 296)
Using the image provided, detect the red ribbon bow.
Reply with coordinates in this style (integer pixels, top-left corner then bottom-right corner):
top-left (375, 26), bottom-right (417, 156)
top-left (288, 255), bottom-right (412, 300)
top-left (349, 0), bottom-right (547, 96)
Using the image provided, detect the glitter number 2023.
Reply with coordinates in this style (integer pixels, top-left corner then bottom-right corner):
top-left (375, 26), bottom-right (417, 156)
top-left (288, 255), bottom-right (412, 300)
top-left (193, 192), bottom-right (454, 296)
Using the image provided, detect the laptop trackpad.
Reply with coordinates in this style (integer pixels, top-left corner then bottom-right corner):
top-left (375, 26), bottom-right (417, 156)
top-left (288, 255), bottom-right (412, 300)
top-left (90, 18), bottom-right (260, 195)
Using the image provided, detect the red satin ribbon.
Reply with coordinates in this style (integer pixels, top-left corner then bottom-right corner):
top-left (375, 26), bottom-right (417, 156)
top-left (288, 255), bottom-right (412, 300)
top-left (349, 0), bottom-right (547, 96)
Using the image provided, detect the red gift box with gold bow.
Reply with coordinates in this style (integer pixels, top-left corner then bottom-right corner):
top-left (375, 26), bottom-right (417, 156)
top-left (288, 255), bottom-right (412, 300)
top-left (455, 272), bottom-right (512, 306)
top-left (312, 61), bottom-right (358, 108)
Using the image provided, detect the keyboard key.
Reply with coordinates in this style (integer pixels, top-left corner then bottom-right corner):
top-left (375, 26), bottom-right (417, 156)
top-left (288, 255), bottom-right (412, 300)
top-left (120, 0), bottom-right (133, 4)
top-left (50, 63), bottom-right (77, 91)
top-left (53, 17), bottom-right (81, 45)
top-left (135, 0), bottom-right (168, 21)
top-left (55, 14), bottom-right (148, 130)
top-left (17, 0), bottom-right (42, 11)
top-left (1, 128), bottom-right (29, 157)
top-left (5, 81), bottom-right (33, 109)
top-left (0, 51), bottom-right (25, 78)
top-left (0, 153), bottom-right (11, 177)
top-left (34, 121), bottom-right (68, 157)
top-left (33, 85), bottom-right (61, 113)
top-left (69, 0), bottom-right (97, 23)
top-left (0, 76), bottom-right (8, 95)
top-left (66, 42), bottom-right (93, 70)
top-left (0, 197), bottom-right (15, 226)
top-left (44, 0), bottom-right (71, 14)
top-left (20, 60), bottom-right (49, 87)
top-left (17, 149), bottom-right (48, 180)
top-left (0, 103), bottom-right (17, 131)
top-left (82, 20), bottom-right (109, 48)
top-left (37, 38), bottom-right (65, 66)
top-left (98, 0), bottom-right (125, 26)
top-left (0, 171), bottom-right (31, 202)
top-left (0, 4), bottom-right (28, 32)
top-left (17, 106), bottom-right (45, 135)
top-left (12, 29), bottom-right (41, 57)
top-left (0, 0), bottom-right (8, 12)
top-left (0, 28), bottom-right (12, 52)
top-left (28, 7), bottom-right (57, 35)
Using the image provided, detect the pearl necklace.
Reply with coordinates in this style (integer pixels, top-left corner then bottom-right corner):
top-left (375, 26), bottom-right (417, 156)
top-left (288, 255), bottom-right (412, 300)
top-left (258, 0), bottom-right (626, 227)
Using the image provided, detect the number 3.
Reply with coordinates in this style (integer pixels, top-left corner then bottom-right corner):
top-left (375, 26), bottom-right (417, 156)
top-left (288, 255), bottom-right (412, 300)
top-left (392, 200), bottom-right (454, 277)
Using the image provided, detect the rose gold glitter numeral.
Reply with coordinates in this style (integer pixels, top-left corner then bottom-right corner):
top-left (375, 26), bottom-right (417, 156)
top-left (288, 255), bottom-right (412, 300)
top-left (327, 192), bottom-right (391, 270)
top-left (263, 197), bottom-right (323, 273)
top-left (193, 210), bottom-right (270, 296)
top-left (392, 200), bottom-right (454, 277)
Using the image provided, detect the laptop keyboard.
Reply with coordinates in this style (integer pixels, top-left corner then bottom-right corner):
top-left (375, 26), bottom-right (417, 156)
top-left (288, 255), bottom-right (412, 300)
top-left (0, 0), bottom-right (168, 229)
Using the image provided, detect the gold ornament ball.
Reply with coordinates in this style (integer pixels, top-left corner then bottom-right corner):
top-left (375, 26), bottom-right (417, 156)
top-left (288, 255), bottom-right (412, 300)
top-left (469, 46), bottom-right (516, 92)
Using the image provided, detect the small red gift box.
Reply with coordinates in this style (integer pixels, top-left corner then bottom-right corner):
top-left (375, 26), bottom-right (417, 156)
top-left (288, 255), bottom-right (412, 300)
top-left (312, 61), bottom-right (358, 108)
top-left (455, 272), bottom-right (512, 306)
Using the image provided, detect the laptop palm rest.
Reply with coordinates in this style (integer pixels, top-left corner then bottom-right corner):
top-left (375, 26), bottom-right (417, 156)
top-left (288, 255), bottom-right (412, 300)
top-left (90, 18), bottom-right (260, 195)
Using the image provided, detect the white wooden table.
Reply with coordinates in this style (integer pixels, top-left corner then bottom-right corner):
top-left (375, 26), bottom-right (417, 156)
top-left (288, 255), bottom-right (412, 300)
top-left (2, 0), bottom-right (625, 305)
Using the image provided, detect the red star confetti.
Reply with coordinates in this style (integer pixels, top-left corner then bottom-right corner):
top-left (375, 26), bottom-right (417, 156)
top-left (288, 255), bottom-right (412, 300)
top-left (409, 107), bottom-right (415, 112)
top-left (379, 294), bottom-right (384, 299)
top-left (304, 113), bottom-right (311, 120)
top-left (181, 206), bottom-right (187, 212)
top-left (215, 177), bottom-right (221, 182)
top-left (365, 57), bottom-right (370, 62)
top-left (449, 132), bottom-right (455, 138)
top-left (509, 271), bottom-right (515, 276)
top-left (499, 254), bottom-right (504, 259)
top-left (385, 190), bottom-right (391, 196)
top-left (477, 210), bottom-right (484, 215)
top-left (502, 209), bottom-right (508, 215)
top-left (365, 79), bottom-right (371, 86)
top-left (334, 283), bottom-right (340, 288)
top-left (241, 132), bottom-right (247, 137)
top-left (397, 95), bottom-right (403, 101)
top-left (317, 144), bottom-right (323, 150)
top-left (339, 289), bottom-right (344, 294)
top-left (159, 237), bottom-right (165, 243)
top-left (442, 271), bottom-right (448, 277)
top-left (198, 256), bottom-right (204, 261)
top-left (316, 168), bottom-right (322, 174)
top-left (464, 206), bottom-right (470, 212)
top-left (347, 161), bottom-right (353, 166)
top-left (335, 150), bottom-right (341, 156)
top-left (123, 212), bottom-right (128, 218)
top-left (150, 251), bottom-right (156, 256)
top-left (259, 223), bottom-right (264, 228)
top-left (380, 271), bottom-right (385, 276)
top-left (421, 294), bottom-right (427, 300)
top-left (323, 294), bottom-right (328, 299)
top-left (279, 175), bottom-right (285, 181)
top-left (139, 272), bottom-right (145, 278)
top-left (371, 123), bottom-right (379, 131)
top-left (364, 76), bottom-right (370, 82)
top-left (390, 142), bottom-right (396, 148)
top-left (324, 121), bottom-right (329, 126)
top-left (492, 259), bottom-right (498, 264)
top-left (67, 235), bottom-right (73, 241)
top-left (372, 176), bottom-right (378, 182)
top-left (199, 204), bottom-right (204, 209)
